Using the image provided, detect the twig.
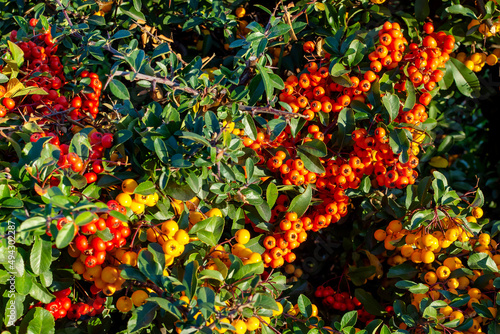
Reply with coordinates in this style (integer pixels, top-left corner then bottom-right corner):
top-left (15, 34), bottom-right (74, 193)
top-left (111, 70), bottom-right (200, 96)
top-left (53, 0), bottom-right (83, 38)
top-left (238, 104), bottom-right (307, 119)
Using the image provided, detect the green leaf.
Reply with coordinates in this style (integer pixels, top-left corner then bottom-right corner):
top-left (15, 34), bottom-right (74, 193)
top-left (268, 23), bottom-right (291, 39)
top-left (75, 211), bottom-right (97, 226)
top-left (242, 114), bottom-right (257, 141)
top-left (189, 216), bottom-right (225, 247)
top-left (355, 289), bottom-right (384, 316)
top-left (133, 181), bottom-right (156, 195)
top-left (446, 58), bottom-right (480, 98)
top-left (154, 138), bottom-right (169, 164)
top-left (182, 261), bottom-right (198, 299)
top-left (30, 239), bottom-right (51, 275)
top-left (110, 30), bottom-right (132, 40)
top-left (297, 139), bottom-right (327, 157)
top-left (346, 39), bottom-right (365, 66)
top-left (127, 303), bottom-right (159, 333)
top-left (432, 171), bottom-right (448, 204)
top-left (8, 40), bottom-right (24, 67)
top-left (109, 79), bottom-right (130, 100)
top-left (297, 150), bottom-right (325, 174)
top-left (297, 295), bottom-right (313, 317)
top-left (152, 43), bottom-right (170, 59)
top-left (381, 93), bottom-right (399, 123)
top-left (199, 269), bottom-right (224, 282)
top-left (404, 79), bottom-right (416, 111)
top-left (445, 4), bottom-right (478, 19)
top-left (256, 63), bottom-right (273, 101)
top-left (19, 307), bottom-right (54, 334)
top-left (467, 253), bottom-right (499, 273)
top-left (55, 222), bottom-right (75, 249)
top-left (266, 183), bottom-right (278, 208)
top-left (341, 311), bottom-right (358, 329)
top-left (337, 108), bottom-right (355, 147)
top-left (415, 0), bottom-right (430, 22)
top-left (109, 210), bottom-right (128, 223)
top-left (146, 297), bottom-right (182, 318)
top-left (137, 250), bottom-right (162, 286)
top-left (288, 185), bottom-right (312, 217)
top-left (20, 217), bottom-right (46, 232)
top-left (387, 263), bottom-right (419, 280)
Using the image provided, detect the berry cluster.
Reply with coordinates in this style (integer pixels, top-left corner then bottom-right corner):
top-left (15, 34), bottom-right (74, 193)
top-left (115, 179), bottom-right (159, 215)
top-left (314, 287), bottom-right (375, 324)
top-left (70, 71), bottom-right (103, 120)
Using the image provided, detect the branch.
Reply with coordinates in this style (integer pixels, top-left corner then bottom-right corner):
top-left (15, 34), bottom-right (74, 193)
top-left (238, 104), bottom-right (308, 119)
top-left (112, 70), bottom-right (200, 96)
top-left (53, 0), bottom-right (83, 38)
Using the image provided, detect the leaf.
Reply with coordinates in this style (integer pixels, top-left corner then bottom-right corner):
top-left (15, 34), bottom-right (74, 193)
top-left (154, 138), bottom-right (169, 164)
top-left (19, 307), bottom-right (55, 334)
top-left (297, 295), bottom-right (313, 317)
top-left (404, 79), bottom-right (416, 111)
top-left (75, 211), bottom-right (97, 226)
top-left (415, 0), bottom-right (430, 22)
top-left (387, 263), bottom-right (419, 280)
top-left (109, 79), bottom-right (130, 100)
top-left (337, 108), bottom-right (355, 147)
top-left (346, 39), bottom-right (365, 66)
top-left (133, 181), bottom-right (156, 195)
top-left (297, 139), bottom-right (327, 157)
top-left (467, 253), bottom-right (499, 273)
top-left (381, 93), bottom-right (399, 123)
top-left (340, 311), bottom-right (358, 329)
top-left (288, 185), bottom-right (312, 217)
top-left (152, 43), bottom-right (170, 59)
top-left (354, 289), bottom-right (384, 316)
top-left (446, 58), bottom-right (480, 98)
top-left (242, 114), bottom-right (257, 141)
top-left (445, 4), bottom-right (478, 19)
top-left (20, 217), bottom-right (46, 232)
top-left (256, 63), bottom-right (273, 101)
top-left (30, 239), bottom-right (51, 275)
top-left (266, 183), bottom-right (278, 208)
top-left (110, 30), bottom-right (132, 40)
top-left (429, 156), bottom-right (448, 168)
top-left (55, 222), bottom-right (75, 249)
top-left (432, 171), bottom-right (448, 204)
top-left (8, 40), bottom-right (24, 67)
top-left (127, 303), bottom-right (159, 333)
top-left (297, 150), bottom-right (325, 174)
top-left (182, 261), bottom-right (198, 299)
top-left (189, 216), bottom-right (225, 247)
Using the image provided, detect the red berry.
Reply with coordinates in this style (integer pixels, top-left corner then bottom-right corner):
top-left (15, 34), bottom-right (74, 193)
top-left (75, 235), bottom-right (88, 251)
top-left (101, 134), bottom-right (113, 148)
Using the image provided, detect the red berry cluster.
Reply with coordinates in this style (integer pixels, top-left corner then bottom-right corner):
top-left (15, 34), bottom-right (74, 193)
top-left (40, 288), bottom-right (72, 320)
top-left (69, 71), bottom-right (103, 120)
top-left (71, 201), bottom-right (131, 268)
top-left (314, 287), bottom-right (375, 324)
top-left (55, 131), bottom-right (114, 180)
top-left (66, 296), bottom-right (106, 320)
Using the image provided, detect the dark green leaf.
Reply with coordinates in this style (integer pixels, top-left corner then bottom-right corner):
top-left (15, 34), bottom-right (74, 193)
top-left (109, 79), bottom-right (130, 100)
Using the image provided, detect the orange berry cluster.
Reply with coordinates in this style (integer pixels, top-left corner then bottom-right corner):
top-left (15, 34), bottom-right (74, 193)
top-left (351, 127), bottom-right (419, 189)
top-left (372, 22), bottom-right (451, 105)
top-left (267, 151), bottom-right (318, 186)
top-left (261, 211), bottom-right (309, 268)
